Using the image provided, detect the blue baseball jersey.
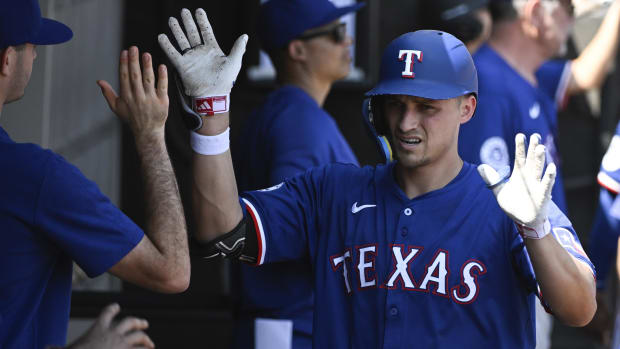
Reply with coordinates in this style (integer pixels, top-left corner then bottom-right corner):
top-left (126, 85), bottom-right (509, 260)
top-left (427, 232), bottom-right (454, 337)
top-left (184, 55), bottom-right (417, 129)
top-left (0, 127), bottom-right (144, 348)
top-left (239, 161), bottom-right (593, 348)
top-left (588, 122), bottom-right (620, 290)
top-left (232, 85), bottom-right (358, 348)
top-left (459, 44), bottom-right (571, 213)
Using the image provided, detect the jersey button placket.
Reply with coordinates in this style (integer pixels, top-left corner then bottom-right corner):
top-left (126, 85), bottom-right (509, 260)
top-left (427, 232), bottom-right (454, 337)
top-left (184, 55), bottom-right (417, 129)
top-left (389, 306), bottom-right (399, 316)
top-left (401, 226), bottom-right (408, 237)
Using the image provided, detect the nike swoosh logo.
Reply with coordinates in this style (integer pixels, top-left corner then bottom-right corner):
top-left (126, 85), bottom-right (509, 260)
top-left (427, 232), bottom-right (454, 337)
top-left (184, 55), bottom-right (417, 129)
top-left (352, 202), bottom-right (377, 214)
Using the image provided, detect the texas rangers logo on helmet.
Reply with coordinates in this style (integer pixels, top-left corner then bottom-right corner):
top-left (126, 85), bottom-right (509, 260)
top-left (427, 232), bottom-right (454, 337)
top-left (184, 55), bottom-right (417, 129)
top-left (398, 49), bottom-right (423, 79)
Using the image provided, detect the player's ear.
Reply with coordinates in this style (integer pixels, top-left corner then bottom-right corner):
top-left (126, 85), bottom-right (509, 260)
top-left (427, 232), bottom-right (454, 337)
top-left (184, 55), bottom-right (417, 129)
top-left (0, 47), bottom-right (15, 76)
top-left (522, 0), bottom-right (544, 39)
top-left (287, 40), bottom-right (307, 62)
top-left (458, 94), bottom-right (476, 124)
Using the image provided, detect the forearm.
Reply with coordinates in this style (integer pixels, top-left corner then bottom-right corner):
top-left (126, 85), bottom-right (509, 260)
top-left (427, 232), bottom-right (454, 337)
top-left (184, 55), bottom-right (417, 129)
top-left (526, 235), bottom-right (596, 326)
top-left (192, 113), bottom-right (243, 242)
top-left (570, 0), bottom-right (620, 94)
top-left (135, 132), bottom-right (189, 275)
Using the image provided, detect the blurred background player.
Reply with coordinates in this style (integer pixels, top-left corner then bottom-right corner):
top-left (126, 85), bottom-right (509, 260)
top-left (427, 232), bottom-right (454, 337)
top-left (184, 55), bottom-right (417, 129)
top-left (456, 1), bottom-right (620, 347)
top-left (589, 119), bottom-right (620, 347)
top-left (0, 0), bottom-right (189, 347)
top-left (420, 0), bottom-right (492, 54)
top-left (231, 0), bottom-right (362, 348)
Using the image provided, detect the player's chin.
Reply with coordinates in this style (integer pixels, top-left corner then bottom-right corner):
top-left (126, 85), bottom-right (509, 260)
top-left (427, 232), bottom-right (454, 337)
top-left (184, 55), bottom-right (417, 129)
top-left (394, 152), bottom-right (428, 169)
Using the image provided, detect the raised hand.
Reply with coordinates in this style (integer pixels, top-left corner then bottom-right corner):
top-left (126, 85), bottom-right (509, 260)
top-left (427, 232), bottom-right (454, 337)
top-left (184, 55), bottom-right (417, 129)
top-left (158, 8), bottom-right (247, 117)
top-left (66, 303), bottom-right (154, 349)
top-left (478, 133), bottom-right (556, 238)
top-left (97, 47), bottom-right (169, 139)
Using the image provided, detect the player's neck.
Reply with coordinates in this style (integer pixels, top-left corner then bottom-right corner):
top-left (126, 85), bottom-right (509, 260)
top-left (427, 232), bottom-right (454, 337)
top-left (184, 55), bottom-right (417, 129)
top-left (489, 22), bottom-right (546, 86)
top-left (394, 153), bottom-right (464, 200)
top-left (280, 72), bottom-right (332, 107)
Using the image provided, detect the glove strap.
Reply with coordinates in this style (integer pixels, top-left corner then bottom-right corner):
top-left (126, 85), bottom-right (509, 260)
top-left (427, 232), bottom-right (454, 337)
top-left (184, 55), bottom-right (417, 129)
top-left (192, 94), bottom-right (230, 116)
top-left (517, 218), bottom-right (551, 240)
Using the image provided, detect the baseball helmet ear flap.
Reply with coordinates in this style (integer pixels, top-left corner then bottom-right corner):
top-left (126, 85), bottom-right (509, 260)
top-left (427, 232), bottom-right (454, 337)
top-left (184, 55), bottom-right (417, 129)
top-left (362, 97), bottom-right (393, 164)
top-left (368, 96), bottom-right (388, 136)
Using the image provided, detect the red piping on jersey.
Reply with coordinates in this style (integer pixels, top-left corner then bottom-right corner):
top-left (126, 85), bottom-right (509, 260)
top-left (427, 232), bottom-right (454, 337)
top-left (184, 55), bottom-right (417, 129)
top-left (245, 203), bottom-right (264, 266)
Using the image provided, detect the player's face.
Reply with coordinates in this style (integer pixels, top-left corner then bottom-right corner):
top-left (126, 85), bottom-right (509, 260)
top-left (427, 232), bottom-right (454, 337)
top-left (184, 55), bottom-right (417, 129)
top-left (383, 94), bottom-right (473, 170)
top-left (298, 20), bottom-right (353, 81)
top-left (540, 0), bottom-right (574, 57)
top-left (6, 44), bottom-right (37, 104)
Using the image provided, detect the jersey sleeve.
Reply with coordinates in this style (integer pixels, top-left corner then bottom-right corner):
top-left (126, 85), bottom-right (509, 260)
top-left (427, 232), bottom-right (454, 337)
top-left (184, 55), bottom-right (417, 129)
top-left (510, 201), bottom-right (595, 309)
top-left (34, 154), bottom-right (144, 278)
top-left (588, 190), bottom-right (620, 289)
top-left (240, 166), bottom-right (330, 265)
top-left (268, 109), bottom-right (357, 184)
top-left (536, 60), bottom-right (571, 110)
top-left (458, 94), bottom-right (514, 170)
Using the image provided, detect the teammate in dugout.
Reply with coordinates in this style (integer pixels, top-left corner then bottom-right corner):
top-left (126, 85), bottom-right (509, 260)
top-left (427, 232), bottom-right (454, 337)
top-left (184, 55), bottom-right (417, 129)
top-left (587, 120), bottom-right (620, 347)
top-left (0, 0), bottom-right (189, 347)
top-left (158, 9), bottom-right (596, 348)
top-left (459, 0), bottom-right (620, 215)
top-left (231, 1), bottom-right (361, 347)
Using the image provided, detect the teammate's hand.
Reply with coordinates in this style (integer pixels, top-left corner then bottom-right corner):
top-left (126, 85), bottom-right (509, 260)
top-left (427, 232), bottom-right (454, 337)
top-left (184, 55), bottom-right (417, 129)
top-left (65, 303), bottom-right (154, 349)
top-left (477, 133), bottom-right (556, 237)
top-left (97, 47), bottom-right (169, 138)
top-left (158, 8), bottom-right (248, 98)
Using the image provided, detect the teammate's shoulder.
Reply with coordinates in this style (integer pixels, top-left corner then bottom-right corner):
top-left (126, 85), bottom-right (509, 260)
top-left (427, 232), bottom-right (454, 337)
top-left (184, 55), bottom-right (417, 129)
top-left (0, 137), bottom-right (63, 189)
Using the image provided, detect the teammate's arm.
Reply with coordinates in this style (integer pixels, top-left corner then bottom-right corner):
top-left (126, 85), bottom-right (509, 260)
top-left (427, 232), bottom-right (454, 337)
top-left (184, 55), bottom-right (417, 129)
top-left (479, 133), bottom-right (596, 326)
top-left (97, 47), bottom-right (190, 293)
top-left (568, 0), bottom-right (620, 95)
top-left (158, 8), bottom-right (248, 243)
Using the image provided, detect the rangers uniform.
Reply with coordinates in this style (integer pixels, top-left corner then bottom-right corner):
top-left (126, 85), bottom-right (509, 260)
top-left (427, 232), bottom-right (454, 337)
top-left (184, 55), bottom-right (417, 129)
top-left (238, 160), bottom-right (593, 348)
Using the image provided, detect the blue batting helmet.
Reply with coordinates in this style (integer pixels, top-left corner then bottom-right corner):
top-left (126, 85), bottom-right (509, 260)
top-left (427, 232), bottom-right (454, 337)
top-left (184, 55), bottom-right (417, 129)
top-left (362, 30), bottom-right (478, 163)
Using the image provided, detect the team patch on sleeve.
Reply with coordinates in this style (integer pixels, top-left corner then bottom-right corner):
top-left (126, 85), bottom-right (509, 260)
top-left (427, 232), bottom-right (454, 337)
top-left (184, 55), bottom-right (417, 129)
top-left (480, 137), bottom-right (509, 170)
top-left (551, 227), bottom-right (595, 275)
top-left (242, 198), bottom-right (267, 265)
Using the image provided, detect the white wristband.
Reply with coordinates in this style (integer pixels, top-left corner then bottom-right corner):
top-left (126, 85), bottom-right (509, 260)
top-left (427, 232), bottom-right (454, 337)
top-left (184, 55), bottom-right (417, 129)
top-left (517, 219), bottom-right (551, 240)
top-left (192, 94), bottom-right (230, 116)
top-left (190, 127), bottom-right (230, 155)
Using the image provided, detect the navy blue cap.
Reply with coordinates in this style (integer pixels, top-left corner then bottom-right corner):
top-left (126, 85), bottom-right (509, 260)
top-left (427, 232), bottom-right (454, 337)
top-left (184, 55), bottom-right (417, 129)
top-left (0, 0), bottom-right (73, 48)
top-left (366, 30), bottom-right (478, 100)
top-left (258, 0), bottom-right (365, 50)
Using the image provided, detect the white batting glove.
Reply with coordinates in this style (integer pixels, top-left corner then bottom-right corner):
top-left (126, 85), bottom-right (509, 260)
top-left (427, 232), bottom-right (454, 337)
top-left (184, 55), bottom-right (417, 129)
top-left (477, 133), bottom-right (557, 239)
top-left (158, 8), bottom-right (248, 116)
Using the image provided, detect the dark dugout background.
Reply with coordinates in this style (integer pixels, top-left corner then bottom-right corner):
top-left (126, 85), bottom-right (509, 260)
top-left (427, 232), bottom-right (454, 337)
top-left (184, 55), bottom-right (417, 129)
top-left (71, 1), bottom-right (620, 347)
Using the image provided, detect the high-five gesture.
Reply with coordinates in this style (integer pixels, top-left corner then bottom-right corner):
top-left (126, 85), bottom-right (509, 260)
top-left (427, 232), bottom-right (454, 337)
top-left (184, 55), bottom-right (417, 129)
top-left (478, 133), bottom-right (556, 239)
top-left (98, 47), bottom-right (169, 138)
top-left (158, 8), bottom-right (248, 118)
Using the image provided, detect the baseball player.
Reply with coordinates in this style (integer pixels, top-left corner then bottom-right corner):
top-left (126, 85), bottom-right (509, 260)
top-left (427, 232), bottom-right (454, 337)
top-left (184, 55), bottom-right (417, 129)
top-left (587, 120), bottom-right (620, 346)
top-left (0, 0), bottom-right (189, 347)
top-left (459, 0), bottom-right (620, 214)
top-left (230, 1), bottom-right (361, 347)
top-left (158, 9), bottom-right (596, 348)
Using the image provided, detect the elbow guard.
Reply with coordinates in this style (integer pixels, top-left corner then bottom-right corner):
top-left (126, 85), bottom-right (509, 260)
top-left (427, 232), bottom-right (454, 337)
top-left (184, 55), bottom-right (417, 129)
top-left (190, 216), bottom-right (258, 264)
